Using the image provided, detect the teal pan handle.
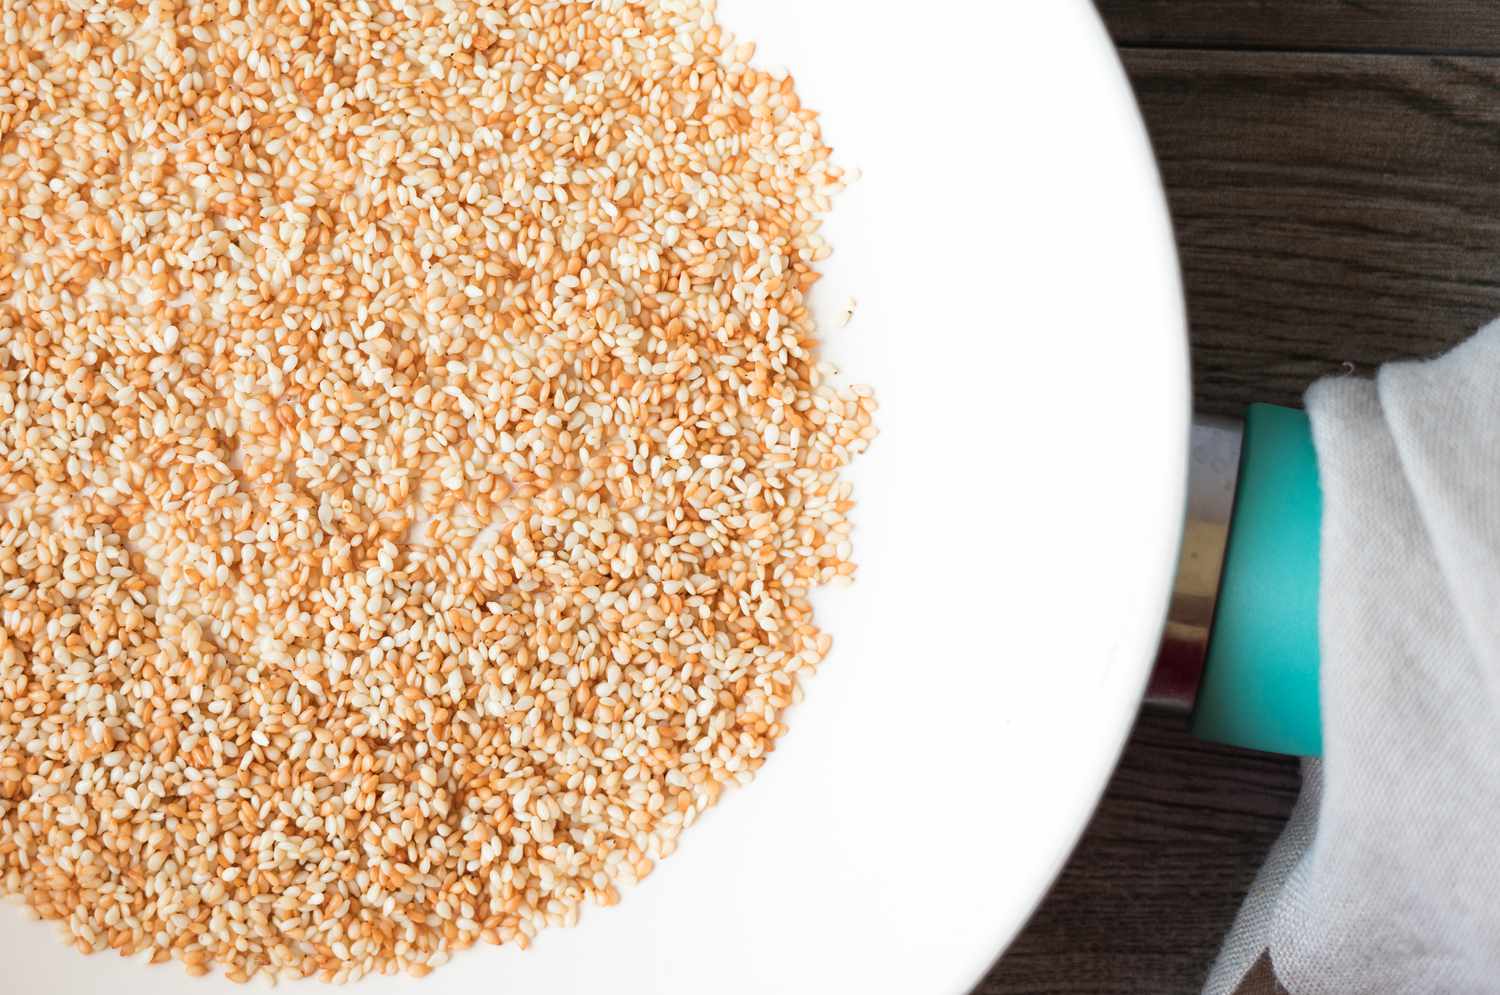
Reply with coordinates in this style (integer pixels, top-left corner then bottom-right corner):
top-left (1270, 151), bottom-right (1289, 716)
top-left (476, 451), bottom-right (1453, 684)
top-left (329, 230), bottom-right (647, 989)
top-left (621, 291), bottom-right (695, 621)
top-left (1151, 404), bottom-right (1323, 757)
top-left (1193, 404), bottom-right (1322, 756)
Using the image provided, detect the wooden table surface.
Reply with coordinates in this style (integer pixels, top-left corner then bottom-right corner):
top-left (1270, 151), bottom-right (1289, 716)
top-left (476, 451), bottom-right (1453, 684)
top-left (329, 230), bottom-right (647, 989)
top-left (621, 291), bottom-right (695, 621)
top-left (978, 3), bottom-right (1500, 992)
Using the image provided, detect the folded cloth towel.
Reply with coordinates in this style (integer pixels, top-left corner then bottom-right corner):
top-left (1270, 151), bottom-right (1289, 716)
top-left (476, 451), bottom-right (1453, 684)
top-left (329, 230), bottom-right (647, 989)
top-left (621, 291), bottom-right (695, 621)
top-left (1206, 320), bottom-right (1500, 995)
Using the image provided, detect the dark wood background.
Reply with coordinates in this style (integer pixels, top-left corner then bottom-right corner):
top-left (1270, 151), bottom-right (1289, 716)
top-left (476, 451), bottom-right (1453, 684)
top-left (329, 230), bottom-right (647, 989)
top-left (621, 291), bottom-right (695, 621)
top-left (978, 3), bottom-right (1500, 992)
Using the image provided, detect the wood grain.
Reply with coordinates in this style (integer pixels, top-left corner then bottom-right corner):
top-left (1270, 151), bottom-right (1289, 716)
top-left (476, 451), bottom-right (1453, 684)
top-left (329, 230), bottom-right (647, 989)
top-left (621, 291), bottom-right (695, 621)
top-left (979, 40), bottom-right (1500, 995)
top-left (1097, 1), bottom-right (1500, 55)
top-left (1128, 50), bottom-right (1500, 414)
top-left (976, 713), bottom-right (1299, 994)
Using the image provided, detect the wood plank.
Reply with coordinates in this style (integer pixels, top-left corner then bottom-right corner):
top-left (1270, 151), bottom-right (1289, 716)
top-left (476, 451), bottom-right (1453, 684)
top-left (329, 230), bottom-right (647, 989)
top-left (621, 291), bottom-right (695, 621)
top-left (1124, 50), bottom-right (1500, 412)
top-left (1097, 1), bottom-right (1500, 55)
top-left (978, 712), bottom-right (1300, 994)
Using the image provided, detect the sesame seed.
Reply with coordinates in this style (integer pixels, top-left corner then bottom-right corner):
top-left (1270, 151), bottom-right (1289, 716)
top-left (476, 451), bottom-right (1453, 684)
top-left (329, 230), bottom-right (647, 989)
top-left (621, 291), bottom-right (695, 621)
top-left (0, 0), bottom-right (874, 983)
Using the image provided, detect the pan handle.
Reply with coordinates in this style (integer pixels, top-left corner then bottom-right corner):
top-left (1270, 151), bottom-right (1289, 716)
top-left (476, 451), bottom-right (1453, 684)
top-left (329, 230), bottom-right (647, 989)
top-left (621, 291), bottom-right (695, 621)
top-left (1147, 406), bottom-right (1323, 757)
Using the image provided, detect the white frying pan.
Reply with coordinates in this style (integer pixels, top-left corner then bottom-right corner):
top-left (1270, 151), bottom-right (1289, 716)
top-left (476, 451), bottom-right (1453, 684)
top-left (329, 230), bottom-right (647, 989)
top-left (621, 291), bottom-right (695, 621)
top-left (1, 1), bottom-right (1188, 991)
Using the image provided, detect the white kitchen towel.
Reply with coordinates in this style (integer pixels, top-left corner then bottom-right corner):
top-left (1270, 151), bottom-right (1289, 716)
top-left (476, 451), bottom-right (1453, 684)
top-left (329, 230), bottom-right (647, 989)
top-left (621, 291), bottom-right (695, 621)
top-left (1206, 320), bottom-right (1500, 995)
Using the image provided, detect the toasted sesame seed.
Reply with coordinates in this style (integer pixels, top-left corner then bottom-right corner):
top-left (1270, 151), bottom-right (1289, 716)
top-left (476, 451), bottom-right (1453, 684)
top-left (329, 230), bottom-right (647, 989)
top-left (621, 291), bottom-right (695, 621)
top-left (0, 0), bottom-right (873, 983)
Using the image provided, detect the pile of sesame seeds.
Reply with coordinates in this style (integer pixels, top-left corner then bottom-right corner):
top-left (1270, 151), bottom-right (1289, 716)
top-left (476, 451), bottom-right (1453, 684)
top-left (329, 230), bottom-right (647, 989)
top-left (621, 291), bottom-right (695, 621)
top-left (0, 0), bottom-right (875, 983)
